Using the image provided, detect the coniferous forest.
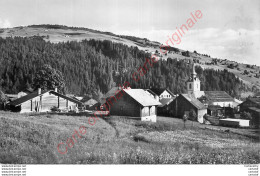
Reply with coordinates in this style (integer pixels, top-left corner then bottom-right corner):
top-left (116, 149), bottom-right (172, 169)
top-left (0, 37), bottom-right (247, 98)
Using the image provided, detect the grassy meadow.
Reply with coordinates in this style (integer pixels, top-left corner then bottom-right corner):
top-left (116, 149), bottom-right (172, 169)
top-left (0, 111), bottom-right (259, 164)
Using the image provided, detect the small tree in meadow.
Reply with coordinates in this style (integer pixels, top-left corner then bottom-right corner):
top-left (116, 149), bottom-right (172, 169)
top-left (182, 114), bottom-right (188, 129)
top-left (189, 109), bottom-right (197, 127)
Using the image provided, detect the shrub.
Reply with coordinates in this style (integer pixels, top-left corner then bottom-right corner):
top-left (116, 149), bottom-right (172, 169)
top-left (50, 106), bottom-right (61, 112)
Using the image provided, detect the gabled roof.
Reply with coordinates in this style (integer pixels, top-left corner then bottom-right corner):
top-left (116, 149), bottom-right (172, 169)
top-left (10, 90), bottom-right (82, 106)
top-left (203, 91), bottom-right (234, 102)
top-left (159, 98), bottom-right (175, 107)
top-left (82, 98), bottom-right (98, 106)
top-left (181, 94), bottom-right (207, 110)
top-left (248, 107), bottom-right (260, 113)
top-left (248, 98), bottom-right (260, 106)
top-left (207, 105), bottom-right (222, 111)
top-left (145, 89), bottom-right (158, 97)
top-left (10, 90), bottom-right (50, 106)
top-left (124, 89), bottom-right (161, 107)
top-left (103, 87), bottom-right (122, 99)
top-left (49, 91), bottom-right (83, 105)
top-left (150, 88), bottom-right (175, 96)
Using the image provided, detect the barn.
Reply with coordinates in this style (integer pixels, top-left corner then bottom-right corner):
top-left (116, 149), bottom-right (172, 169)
top-left (10, 88), bottom-right (82, 113)
top-left (238, 98), bottom-right (260, 112)
top-left (105, 88), bottom-right (161, 122)
top-left (169, 94), bottom-right (207, 123)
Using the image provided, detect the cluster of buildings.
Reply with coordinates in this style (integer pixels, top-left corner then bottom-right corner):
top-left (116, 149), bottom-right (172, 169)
top-left (1, 66), bottom-right (259, 128)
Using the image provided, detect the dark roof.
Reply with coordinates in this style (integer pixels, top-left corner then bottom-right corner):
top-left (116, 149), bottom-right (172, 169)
top-left (207, 105), bottom-right (222, 111)
top-left (10, 90), bottom-right (49, 106)
top-left (10, 90), bottom-right (82, 106)
top-left (248, 107), bottom-right (260, 113)
top-left (103, 87), bottom-right (122, 99)
top-left (150, 88), bottom-right (175, 96)
top-left (145, 89), bottom-right (158, 96)
top-left (248, 98), bottom-right (260, 106)
top-left (181, 94), bottom-right (207, 110)
top-left (49, 91), bottom-right (83, 105)
top-left (203, 91), bottom-right (234, 102)
top-left (159, 98), bottom-right (175, 107)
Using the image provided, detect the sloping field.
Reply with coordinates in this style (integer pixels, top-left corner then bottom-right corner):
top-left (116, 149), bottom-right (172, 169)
top-left (0, 111), bottom-right (259, 164)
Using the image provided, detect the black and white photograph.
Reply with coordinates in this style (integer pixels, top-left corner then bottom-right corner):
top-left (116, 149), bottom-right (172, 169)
top-left (0, 0), bottom-right (259, 175)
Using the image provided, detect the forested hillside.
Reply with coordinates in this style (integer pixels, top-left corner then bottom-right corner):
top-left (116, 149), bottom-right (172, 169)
top-left (0, 37), bottom-right (247, 98)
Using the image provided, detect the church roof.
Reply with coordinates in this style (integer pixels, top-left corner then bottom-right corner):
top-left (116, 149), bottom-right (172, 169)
top-left (203, 91), bottom-right (234, 102)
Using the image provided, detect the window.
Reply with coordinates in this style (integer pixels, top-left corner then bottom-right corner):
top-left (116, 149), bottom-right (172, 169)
top-left (189, 83), bottom-right (192, 89)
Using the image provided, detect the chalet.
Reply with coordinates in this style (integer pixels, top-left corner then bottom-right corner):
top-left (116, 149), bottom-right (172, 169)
top-left (169, 94), bottom-right (207, 123)
top-left (10, 88), bottom-right (83, 113)
top-left (149, 88), bottom-right (175, 100)
top-left (247, 107), bottom-right (260, 128)
top-left (238, 98), bottom-right (260, 112)
top-left (105, 88), bottom-right (161, 122)
top-left (157, 97), bottom-right (175, 116)
top-left (238, 98), bottom-right (260, 128)
top-left (82, 98), bottom-right (100, 110)
top-left (207, 105), bottom-right (223, 117)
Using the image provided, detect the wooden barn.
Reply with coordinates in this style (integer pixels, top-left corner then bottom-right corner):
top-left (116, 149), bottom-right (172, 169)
top-left (10, 88), bottom-right (83, 113)
top-left (238, 98), bottom-right (260, 112)
top-left (105, 88), bottom-right (161, 122)
top-left (247, 107), bottom-right (260, 128)
top-left (157, 97), bottom-right (175, 116)
top-left (169, 94), bottom-right (207, 123)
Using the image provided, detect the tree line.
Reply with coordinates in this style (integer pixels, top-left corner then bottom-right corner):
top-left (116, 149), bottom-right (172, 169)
top-left (0, 37), bottom-right (247, 98)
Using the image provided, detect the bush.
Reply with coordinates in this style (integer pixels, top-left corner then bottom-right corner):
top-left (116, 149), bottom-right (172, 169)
top-left (50, 106), bottom-right (61, 112)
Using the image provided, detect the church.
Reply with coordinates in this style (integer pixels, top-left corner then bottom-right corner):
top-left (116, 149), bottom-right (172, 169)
top-left (168, 65), bottom-right (236, 123)
top-left (187, 65), bottom-right (236, 108)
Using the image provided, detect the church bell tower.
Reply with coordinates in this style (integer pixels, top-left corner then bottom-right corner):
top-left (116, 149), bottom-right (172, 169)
top-left (187, 64), bottom-right (200, 94)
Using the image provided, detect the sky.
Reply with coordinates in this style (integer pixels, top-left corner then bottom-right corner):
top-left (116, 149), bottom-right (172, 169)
top-left (0, 0), bottom-right (259, 65)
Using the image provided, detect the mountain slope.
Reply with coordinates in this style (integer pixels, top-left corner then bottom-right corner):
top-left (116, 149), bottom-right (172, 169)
top-left (0, 25), bottom-right (259, 97)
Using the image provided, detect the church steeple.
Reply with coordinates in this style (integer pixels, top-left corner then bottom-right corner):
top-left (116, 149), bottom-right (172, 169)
top-left (187, 64), bottom-right (200, 94)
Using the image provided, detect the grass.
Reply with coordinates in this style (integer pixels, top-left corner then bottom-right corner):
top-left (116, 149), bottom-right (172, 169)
top-left (0, 111), bottom-right (259, 164)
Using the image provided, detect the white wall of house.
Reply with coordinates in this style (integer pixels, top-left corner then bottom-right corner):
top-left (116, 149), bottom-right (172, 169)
top-left (197, 109), bottom-right (207, 123)
top-left (212, 101), bottom-right (234, 108)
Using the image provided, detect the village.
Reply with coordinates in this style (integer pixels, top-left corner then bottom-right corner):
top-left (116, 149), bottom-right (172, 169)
top-left (1, 65), bottom-right (259, 130)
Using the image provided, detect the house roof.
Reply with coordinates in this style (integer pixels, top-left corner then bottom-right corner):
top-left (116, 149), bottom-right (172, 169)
top-left (103, 87), bottom-right (122, 99)
top-left (145, 89), bottom-right (158, 96)
top-left (150, 88), bottom-right (175, 96)
top-left (248, 98), bottom-right (260, 106)
top-left (248, 107), bottom-right (260, 113)
top-left (181, 94), bottom-right (207, 110)
top-left (203, 91), bottom-right (234, 102)
top-left (82, 98), bottom-right (98, 106)
top-left (159, 98), bottom-right (175, 107)
top-left (10, 90), bottom-right (50, 106)
top-left (10, 90), bottom-right (82, 106)
top-left (124, 89), bottom-right (161, 107)
top-left (207, 105), bottom-right (222, 111)
top-left (50, 91), bottom-right (83, 105)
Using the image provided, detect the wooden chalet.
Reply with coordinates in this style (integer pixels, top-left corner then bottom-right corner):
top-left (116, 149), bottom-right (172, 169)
top-left (105, 88), bottom-right (161, 122)
top-left (10, 88), bottom-right (83, 113)
top-left (169, 94), bottom-right (207, 123)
